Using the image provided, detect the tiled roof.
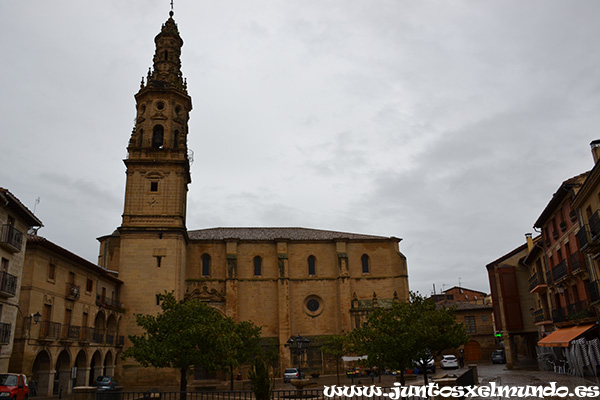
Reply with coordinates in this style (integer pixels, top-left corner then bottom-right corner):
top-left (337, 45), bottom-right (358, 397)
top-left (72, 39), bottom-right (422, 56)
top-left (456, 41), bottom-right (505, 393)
top-left (188, 227), bottom-right (399, 242)
top-left (0, 187), bottom-right (43, 226)
top-left (26, 235), bottom-right (122, 283)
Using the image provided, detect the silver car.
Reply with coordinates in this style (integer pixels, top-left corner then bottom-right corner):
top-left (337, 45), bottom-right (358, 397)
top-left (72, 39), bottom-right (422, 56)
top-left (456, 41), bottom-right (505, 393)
top-left (283, 368), bottom-right (305, 383)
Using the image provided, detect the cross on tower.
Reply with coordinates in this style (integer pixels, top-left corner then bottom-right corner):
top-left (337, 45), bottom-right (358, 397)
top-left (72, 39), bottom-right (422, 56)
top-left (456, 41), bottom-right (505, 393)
top-left (170, 0), bottom-right (174, 11)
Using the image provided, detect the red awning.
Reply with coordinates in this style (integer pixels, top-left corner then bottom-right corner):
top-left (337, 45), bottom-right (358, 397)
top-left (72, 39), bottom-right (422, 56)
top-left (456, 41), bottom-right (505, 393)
top-left (538, 324), bottom-right (596, 347)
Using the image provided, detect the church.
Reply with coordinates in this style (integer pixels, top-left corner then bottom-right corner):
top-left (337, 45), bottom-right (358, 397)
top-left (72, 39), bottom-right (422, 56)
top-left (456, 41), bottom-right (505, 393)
top-left (95, 11), bottom-right (410, 387)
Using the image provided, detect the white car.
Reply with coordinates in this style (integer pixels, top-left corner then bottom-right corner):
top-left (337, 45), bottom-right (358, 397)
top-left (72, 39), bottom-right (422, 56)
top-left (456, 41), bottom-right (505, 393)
top-left (440, 355), bottom-right (459, 369)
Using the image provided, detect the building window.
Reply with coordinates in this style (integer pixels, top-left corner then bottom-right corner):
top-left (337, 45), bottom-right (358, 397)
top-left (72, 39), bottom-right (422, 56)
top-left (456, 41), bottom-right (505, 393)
top-left (48, 263), bottom-right (56, 282)
top-left (150, 182), bottom-right (158, 192)
top-left (361, 254), bottom-right (370, 274)
top-left (308, 255), bottom-right (316, 276)
top-left (481, 315), bottom-right (487, 322)
top-left (465, 316), bottom-right (476, 333)
top-left (152, 125), bottom-right (164, 149)
top-left (174, 130), bottom-right (179, 148)
top-left (86, 279), bottom-right (93, 293)
top-left (254, 256), bottom-right (262, 276)
top-left (1, 258), bottom-right (8, 272)
top-left (201, 254), bottom-right (211, 277)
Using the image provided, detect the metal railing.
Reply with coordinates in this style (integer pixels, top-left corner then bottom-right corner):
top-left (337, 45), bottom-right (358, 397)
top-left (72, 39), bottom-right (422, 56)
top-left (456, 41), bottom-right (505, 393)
top-left (569, 251), bottom-right (585, 274)
top-left (533, 308), bottom-right (549, 323)
top-left (577, 226), bottom-right (589, 250)
top-left (39, 321), bottom-right (61, 340)
top-left (590, 280), bottom-right (600, 303)
top-left (96, 295), bottom-right (124, 311)
top-left (552, 260), bottom-right (568, 282)
top-left (0, 224), bottom-right (23, 251)
top-left (0, 322), bottom-right (11, 344)
top-left (96, 389), bottom-right (425, 400)
top-left (62, 325), bottom-right (81, 340)
top-left (0, 270), bottom-right (18, 297)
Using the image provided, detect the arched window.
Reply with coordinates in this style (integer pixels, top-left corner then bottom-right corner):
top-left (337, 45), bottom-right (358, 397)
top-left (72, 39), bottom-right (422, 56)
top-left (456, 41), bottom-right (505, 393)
top-left (308, 255), bottom-right (316, 276)
top-left (139, 129), bottom-right (144, 147)
top-left (361, 254), bottom-right (370, 274)
top-left (253, 256), bottom-right (262, 276)
top-left (152, 125), bottom-right (164, 149)
top-left (174, 130), bottom-right (179, 148)
top-left (201, 254), bottom-right (211, 277)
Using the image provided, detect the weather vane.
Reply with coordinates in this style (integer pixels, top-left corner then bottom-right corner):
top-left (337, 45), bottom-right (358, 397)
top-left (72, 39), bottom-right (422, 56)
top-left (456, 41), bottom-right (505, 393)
top-left (170, 0), bottom-right (174, 11)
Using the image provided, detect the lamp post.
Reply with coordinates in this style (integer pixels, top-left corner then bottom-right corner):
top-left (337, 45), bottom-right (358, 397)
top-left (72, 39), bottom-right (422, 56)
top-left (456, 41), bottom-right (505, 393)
top-left (286, 334), bottom-right (309, 369)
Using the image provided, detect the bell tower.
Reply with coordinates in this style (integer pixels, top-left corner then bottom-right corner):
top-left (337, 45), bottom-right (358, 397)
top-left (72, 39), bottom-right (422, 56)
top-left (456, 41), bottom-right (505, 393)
top-left (122, 10), bottom-right (192, 233)
top-left (114, 11), bottom-right (192, 386)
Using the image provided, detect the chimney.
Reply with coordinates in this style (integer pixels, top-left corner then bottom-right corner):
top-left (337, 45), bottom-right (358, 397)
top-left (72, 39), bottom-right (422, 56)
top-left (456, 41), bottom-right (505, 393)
top-left (591, 140), bottom-right (600, 164)
top-left (525, 233), bottom-right (534, 251)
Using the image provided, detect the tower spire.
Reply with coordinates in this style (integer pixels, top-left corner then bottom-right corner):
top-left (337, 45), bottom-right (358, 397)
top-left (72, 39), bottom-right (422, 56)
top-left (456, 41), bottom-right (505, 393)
top-left (143, 10), bottom-right (186, 93)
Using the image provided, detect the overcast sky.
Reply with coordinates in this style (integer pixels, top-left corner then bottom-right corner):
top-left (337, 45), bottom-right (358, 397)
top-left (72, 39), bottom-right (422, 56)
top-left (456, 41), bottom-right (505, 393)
top-left (2, 1), bottom-right (600, 297)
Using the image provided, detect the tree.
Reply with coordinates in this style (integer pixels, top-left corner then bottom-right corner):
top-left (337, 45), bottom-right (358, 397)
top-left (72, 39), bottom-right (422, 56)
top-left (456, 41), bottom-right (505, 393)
top-left (349, 292), bottom-right (469, 386)
top-left (408, 293), bottom-right (470, 385)
top-left (248, 356), bottom-right (273, 400)
top-left (123, 292), bottom-right (261, 394)
top-left (220, 320), bottom-right (262, 390)
top-left (320, 334), bottom-right (349, 385)
top-left (350, 301), bottom-right (415, 385)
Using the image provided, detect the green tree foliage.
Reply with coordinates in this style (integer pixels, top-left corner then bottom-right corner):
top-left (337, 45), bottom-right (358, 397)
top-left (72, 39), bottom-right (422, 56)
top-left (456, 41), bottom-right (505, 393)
top-left (248, 356), bottom-right (273, 400)
top-left (320, 334), bottom-right (349, 385)
top-left (122, 292), bottom-right (262, 393)
top-left (349, 292), bottom-right (469, 385)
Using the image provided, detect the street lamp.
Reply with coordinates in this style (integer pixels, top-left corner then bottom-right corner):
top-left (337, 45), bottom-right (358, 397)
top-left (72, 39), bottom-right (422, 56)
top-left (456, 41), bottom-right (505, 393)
top-left (286, 334), bottom-right (309, 369)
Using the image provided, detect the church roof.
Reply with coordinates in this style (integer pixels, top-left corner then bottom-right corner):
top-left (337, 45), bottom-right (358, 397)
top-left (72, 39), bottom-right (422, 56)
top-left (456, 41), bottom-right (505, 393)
top-left (188, 227), bottom-right (400, 242)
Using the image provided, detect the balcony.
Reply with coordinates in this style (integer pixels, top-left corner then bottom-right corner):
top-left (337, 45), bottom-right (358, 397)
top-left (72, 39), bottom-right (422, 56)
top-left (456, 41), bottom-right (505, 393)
top-left (533, 308), bottom-right (551, 324)
top-left (92, 329), bottom-right (105, 344)
top-left (61, 325), bottom-right (81, 341)
top-left (552, 300), bottom-right (596, 325)
top-left (66, 283), bottom-right (80, 300)
top-left (0, 271), bottom-right (18, 297)
top-left (546, 270), bottom-right (553, 285)
top-left (0, 322), bottom-right (11, 344)
top-left (590, 280), bottom-right (600, 304)
top-left (528, 273), bottom-right (547, 293)
top-left (96, 295), bottom-right (124, 312)
top-left (552, 260), bottom-right (568, 282)
top-left (576, 226), bottom-right (589, 250)
top-left (569, 251), bottom-right (586, 275)
top-left (0, 224), bottom-right (23, 253)
top-left (39, 321), bottom-right (61, 341)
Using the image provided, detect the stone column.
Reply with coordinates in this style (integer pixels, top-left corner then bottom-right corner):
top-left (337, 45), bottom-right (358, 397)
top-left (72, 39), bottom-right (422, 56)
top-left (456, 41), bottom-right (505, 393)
top-left (37, 370), bottom-right (55, 397)
top-left (75, 367), bottom-right (90, 387)
top-left (58, 368), bottom-right (73, 395)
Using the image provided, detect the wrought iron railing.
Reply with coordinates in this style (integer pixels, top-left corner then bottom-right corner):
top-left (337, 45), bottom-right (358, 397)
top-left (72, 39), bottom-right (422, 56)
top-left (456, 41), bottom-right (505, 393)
top-left (62, 325), bottom-right (81, 340)
top-left (0, 224), bottom-right (23, 252)
top-left (569, 251), bottom-right (584, 274)
top-left (590, 280), bottom-right (600, 303)
top-left (552, 260), bottom-right (568, 282)
top-left (0, 270), bottom-right (18, 297)
top-left (577, 226), bottom-right (589, 249)
top-left (39, 321), bottom-right (61, 340)
top-left (0, 322), bottom-right (11, 344)
top-left (96, 294), bottom-right (124, 311)
top-left (533, 308), bottom-right (549, 323)
top-left (589, 211), bottom-right (600, 237)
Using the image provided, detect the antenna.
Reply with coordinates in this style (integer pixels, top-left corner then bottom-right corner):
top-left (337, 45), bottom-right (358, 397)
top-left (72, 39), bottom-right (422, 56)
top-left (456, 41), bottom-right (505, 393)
top-left (33, 197), bottom-right (40, 214)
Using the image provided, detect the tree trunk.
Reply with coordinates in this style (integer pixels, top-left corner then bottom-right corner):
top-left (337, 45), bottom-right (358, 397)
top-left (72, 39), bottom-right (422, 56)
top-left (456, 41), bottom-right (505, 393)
top-left (230, 365), bottom-right (234, 391)
top-left (180, 367), bottom-right (188, 400)
top-left (399, 369), bottom-right (405, 386)
top-left (336, 358), bottom-right (340, 386)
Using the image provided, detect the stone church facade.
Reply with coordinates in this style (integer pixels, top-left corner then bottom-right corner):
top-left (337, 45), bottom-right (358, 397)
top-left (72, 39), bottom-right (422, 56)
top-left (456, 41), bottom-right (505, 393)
top-left (97, 12), bottom-right (409, 387)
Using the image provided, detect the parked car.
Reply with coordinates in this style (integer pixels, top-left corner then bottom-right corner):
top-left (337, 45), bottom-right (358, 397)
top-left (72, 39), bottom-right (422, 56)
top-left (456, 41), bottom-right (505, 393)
top-left (413, 357), bottom-right (436, 374)
top-left (0, 374), bottom-right (29, 400)
top-left (93, 376), bottom-right (121, 391)
top-left (492, 350), bottom-right (506, 364)
top-left (283, 368), bottom-right (305, 383)
top-left (440, 355), bottom-right (459, 369)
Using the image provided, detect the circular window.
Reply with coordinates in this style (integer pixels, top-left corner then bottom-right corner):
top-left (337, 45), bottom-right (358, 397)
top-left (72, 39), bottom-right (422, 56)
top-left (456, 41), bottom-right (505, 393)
top-left (304, 295), bottom-right (323, 317)
top-left (307, 299), bottom-right (319, 312)
top-left (175, 105), bottom-right (182, 115)
top-left (156, 101), bottom-right (165, 110)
